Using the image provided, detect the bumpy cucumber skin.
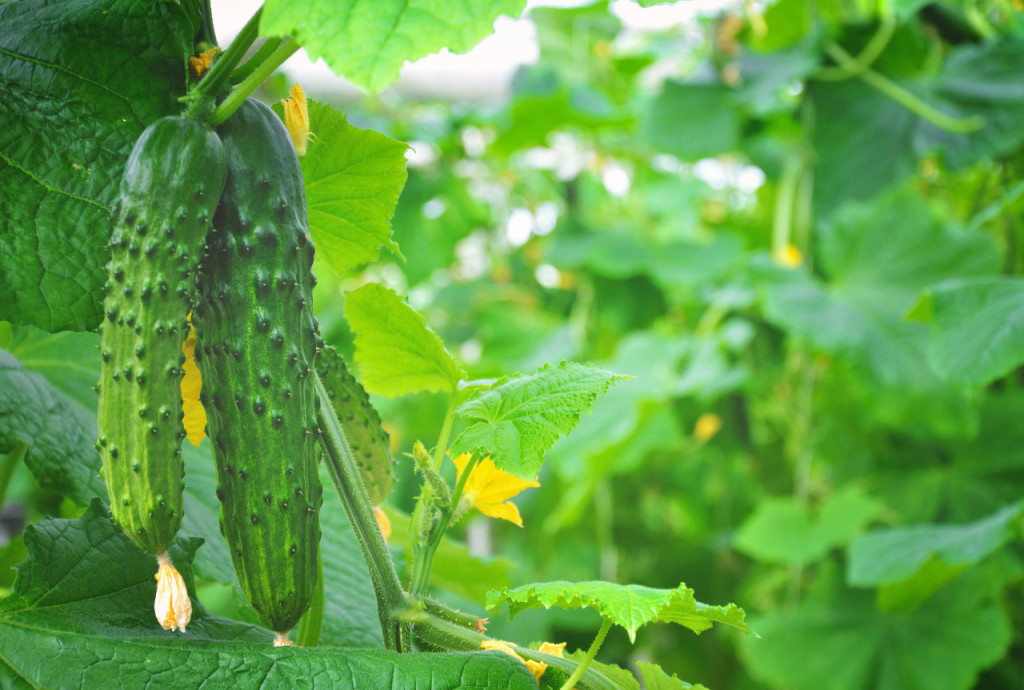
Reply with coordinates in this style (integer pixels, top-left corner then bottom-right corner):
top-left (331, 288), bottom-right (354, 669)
top-left (97, 116), bottom-right (227, 555)
top-left (194, 98), bottom-right (322, 634)
top-left (316, 346), bottom-right (394, 505)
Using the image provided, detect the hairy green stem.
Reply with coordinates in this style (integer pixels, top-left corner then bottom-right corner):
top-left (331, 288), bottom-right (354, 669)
top-left (229, 37), bottom-right (284, 84)
top-left (209, 40), bottom-right (299, 126)
top-left (420, 596), bottom-right (483, 630)
top-left (409, 452), bottom-right (479, 598)
top-left (315, 372), bottom-right (409, 651)
top-left (412, 615), bottom-right (619, 690)
top-left (296, 544), bottom-right (325, 647)
top-left (407, 394), bottom-right (459, 595)
top-left (0, 441), bottom-right (27, 516)
top-left (186, 7), bottom-right (262, 117)
top-left (822, 42), bottom-right (984, 133)
top-left (560, 618), bottom-right (613, 690)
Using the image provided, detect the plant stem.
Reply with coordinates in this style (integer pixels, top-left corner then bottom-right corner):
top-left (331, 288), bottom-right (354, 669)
top-left (814, 14), bottom-right (896, 81)
top-left (315, 372), bottom-right (410, 651)
top-left (560, 618), bottom-right (613, 690)
top-left (185, 7), bottom-right (262, 117)
top-left (409, 452), bottom-right (478, 597)
top-left (296, 543), bottom-right (325, 647)
top-left (407, 393), bottom-right (459, 595)
top-left (209, 39), bottom-right (299, 126)
top-left (229, 37), bottom-right (284, 84)
top-left (412, 614), bottom-right (620, 690)
top-left (822, 42), bottom-right (985, 134)
top-left (0, 441), bottom-right (26, 515)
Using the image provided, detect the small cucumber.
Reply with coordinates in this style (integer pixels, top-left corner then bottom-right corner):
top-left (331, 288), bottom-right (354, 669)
top-left (316, 345), bottom-right (395, 505)
top-left (97, 116), bottom-right (226, 558)
top-left (193, 98), bottom-right (322, 637)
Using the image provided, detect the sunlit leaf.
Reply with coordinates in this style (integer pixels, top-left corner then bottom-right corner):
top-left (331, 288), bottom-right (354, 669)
top-left (451, 362), bottom-right (628, 478)
top-left (261, 0), bottom-right (527, 92)
top-left (486, 580), bottom-right (751, 643)
top-left (273, 99), bottom-right (408, 275)
top-left (345, 283), bottom-right (465, 397)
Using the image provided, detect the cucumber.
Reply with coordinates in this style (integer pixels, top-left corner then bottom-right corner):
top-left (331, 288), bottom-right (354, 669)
top-left (193, 98), bottom-right (322, 638)
top-left (316, 345), bottom-right (394, 505)
top-left (97, 116), bottom-right (226, 558)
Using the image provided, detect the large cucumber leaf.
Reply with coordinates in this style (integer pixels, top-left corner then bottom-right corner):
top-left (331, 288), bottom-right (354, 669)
top-left (486, 580), bottom-right (751, 643)
top-left (0, 0), bottom-right (194, 332)
top-left (0, 502), bottom-right (537, 688)
top-left (0, 348), bottom-right (105, 505)
top-left (260, 0), bottom-right (527, 92)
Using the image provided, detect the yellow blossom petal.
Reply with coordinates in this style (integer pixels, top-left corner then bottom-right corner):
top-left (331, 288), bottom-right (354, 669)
top-left (154, 552), bottom-right (191, 632)
top-left (480, 640), bottom-right (547, 681)
top-left (273, 632), bottom-right (295, 647)
top-left (772, 243), bottom-right (803, 269)
top-left (181, 315), bottom-right (206, 447)
top-left (188, 46), bottom-right (219, 79)
top-left (373, 505), bottom-right (391, 542)
top-left (538, 641), bottom-right (566, 657)
top-left (453, 453), bottom-right (539, 527)
top-left (282, 82), bottom-right (310, 156)
top-left (694, 413), bottom-right (722, 443)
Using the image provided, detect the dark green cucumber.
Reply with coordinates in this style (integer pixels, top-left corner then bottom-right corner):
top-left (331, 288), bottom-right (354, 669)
top-left (97, 116), bottom-right (226, 556)
top-left (316, 345), bottom-right (395, 505)
top-left (193, 98), bottom-right (322, 636)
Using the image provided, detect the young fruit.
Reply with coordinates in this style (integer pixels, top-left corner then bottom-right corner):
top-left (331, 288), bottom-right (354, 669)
top-left (193, 98), bottom-right (322, 641)
top-left (315, 345), bottom-right (395, 506)
top-left (97, 115), bottom-right (227, 631)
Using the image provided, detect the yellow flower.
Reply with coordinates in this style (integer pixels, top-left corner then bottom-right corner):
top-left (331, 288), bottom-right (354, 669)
top-left (281, 82), bottom-right (310, 156)
top-left (694, 413), bottom-right (722, 443)
top-left (538, 641), bottom-right (566, 656)
top-left (373, 505), bottom-right (391, 541)
top-left (772, 243), bottom-right (803, 269)
top-left (154, 552), bottom-right (191, 632)
top-left (480, 640), bottom-right (547, 682)
top-left (188, 46), bottom-right (219, 79)
top-left (181, 316), bottom-right (206, 447)
top-left (453, 453), bottom-right (539, 527)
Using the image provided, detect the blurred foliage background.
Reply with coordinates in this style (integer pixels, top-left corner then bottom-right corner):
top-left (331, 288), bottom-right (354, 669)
top-left (305, 0), bottom-right (1024, 686)
top-left (4, 0), bottom-right (1024, 687)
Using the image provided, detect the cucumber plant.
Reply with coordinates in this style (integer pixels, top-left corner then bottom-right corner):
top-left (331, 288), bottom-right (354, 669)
top-left (193, 97), bottom-right (322, 644)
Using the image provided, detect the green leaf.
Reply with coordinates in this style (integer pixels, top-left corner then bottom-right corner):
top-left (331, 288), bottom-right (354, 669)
top-left (274, 99), bottom-right (408, 275)
top-left (450, 362), bottom-right (628, 478)
top-left (260, 0), bottom-right (527, 92)
top-left (486, 580), bottom-right (751, 643)
top-left (762, 190), bottom-right (999, 390)
top-left (810, 39), bottom-right (1024, 217)
top-left (847, 502), bottom-right (1023, 611)
top-left (734, 487), bottom-right (882, 566)
top-left (637, 661), bottom-right (708, 690)
top-left (642, 82), bottom-right (742, 160)
top-left (922, 277), bottom-right (1024, 386)
top-left (0, 348), bottom-right (105, 505)
top-left (0, 0), bottom-right (193, 332)
top-left (344, 283), bottom-right (465, 397)
top-left (0, 502), bottom-right (538, 688)
top-left (740, 568), bottom-right (1012, 690)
